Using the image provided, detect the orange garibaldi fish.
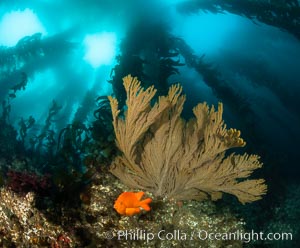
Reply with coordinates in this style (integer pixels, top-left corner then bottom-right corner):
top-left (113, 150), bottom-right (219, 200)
top-left (114, 191), bottom-right (152, 216)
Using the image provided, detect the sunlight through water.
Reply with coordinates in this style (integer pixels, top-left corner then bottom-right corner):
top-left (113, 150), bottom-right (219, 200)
top-left (0, 8), bottom-right (46, 46)
top-left (83, 32), bottom-right (117, 68)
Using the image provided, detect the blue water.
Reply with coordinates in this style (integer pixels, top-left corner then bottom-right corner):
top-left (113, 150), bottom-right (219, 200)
top-left (0, 0), bottom-right (300, 247)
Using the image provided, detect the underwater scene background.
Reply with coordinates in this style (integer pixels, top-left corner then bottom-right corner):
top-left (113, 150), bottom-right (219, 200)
top-left (0, 0), bottom-right (299, 247)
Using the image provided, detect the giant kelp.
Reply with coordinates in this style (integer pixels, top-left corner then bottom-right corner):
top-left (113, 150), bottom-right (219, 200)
top-left (177, 0), bottom-right (300, 40)
top-left (109, 21), bottom-right (184, 107)
top-left (0, 32), bottom-right (75, 99)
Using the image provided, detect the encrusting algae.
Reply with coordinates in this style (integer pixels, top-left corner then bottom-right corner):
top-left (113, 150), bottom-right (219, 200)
top-left (0, 159), bottom-right (246, 247)
top-left (82, 172), bottom-right (246, 248)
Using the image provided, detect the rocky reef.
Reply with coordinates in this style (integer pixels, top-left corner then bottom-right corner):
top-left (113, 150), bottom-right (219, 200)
top-left (0, 163), bottom-right (245, 247)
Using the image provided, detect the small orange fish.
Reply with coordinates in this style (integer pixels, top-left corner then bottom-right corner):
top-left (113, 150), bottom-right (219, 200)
top-left (114, 191), bottom-right (152, 216)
